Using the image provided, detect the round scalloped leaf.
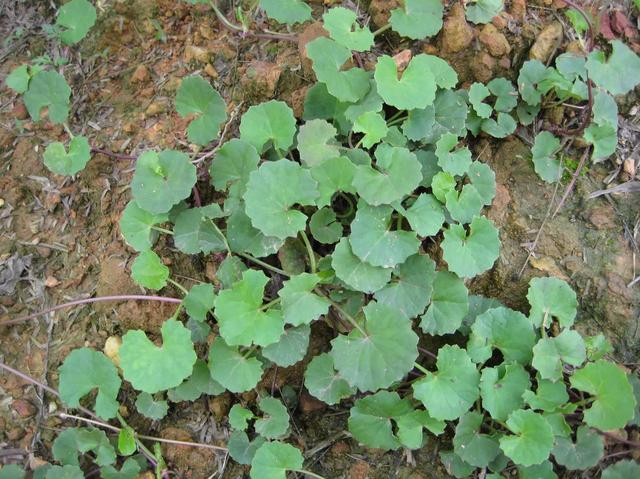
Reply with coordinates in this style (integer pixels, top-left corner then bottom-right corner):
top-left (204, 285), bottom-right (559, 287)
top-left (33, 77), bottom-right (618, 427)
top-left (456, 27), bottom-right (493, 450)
top-left (439, 451), bottom-right (475, 479)
top-left (349, 202), bottom-right (419, 268)
top-left (481, 112), bottom-right (517, 138)
top-left (403, 90), bottom-right (468, 143)
top-left (120, 319), bottom-right (197, 393)
top-left (255, 397), bottom-right (290, 439)
top-left (445, 161), bottom-right (496, 224)
top-left (250, 442), bottom-right (303, 479)
top-left (480, 363), bottom-right (530, 421)
top-left (570, 360), bottom-right (636, 430)
top-left (323, 7), bottom-right (374, 52)
top-left (173, 206), bottom-right (227, 254)
top-left (58, 348), bottom-right (122, 420)
top-left (175, 75), bottom-right (227, 146)
top-left (466, 0), bottom-right (504, 24)
top-left (278, 273), bottom-right (330, 326)
top-left (52, 427), bottom-right (116, 467)
top-left (374, 254), bottom-right (436, 319)
top-left (131, 150), bottom-right (197, 215)
top-left (135, 392), bottom-right (168, 420)
top-left (584, 123), bottom-right (617, 161)
top-left (531, 131), bottom-right (562, 183)
top-left (469, 83), bottom-right (492, 118)
top-left (532, 330), bottom-right (586, 381)
top-left (244, 159), bottom-right (319, 240)
top-left (209, 139), bottom-right (259, 195)
top-left (413, 345), bottom-right (480, 421)
top-left (353, 112), bottom-right (388, 149)
top-left (239, 100), bottom-right (296, 153)
top-left (403, 193), bottom-right (445, 237)
top-left (389, 0), bottom-right (443, 39)
top-left (262, 324), bottom-right (310, 367)
top-left (435, 133), bottom-right (472, 176)
top-left (208, 337), bottom-right (264, 393)
top-left (552, 426), bottom-right (603, 470)
top-left (229, 405), bottom-right (254, 431)
top-left (352, 145), bottom-right (423, 206)
top-left (6, 64), bottom-right (30, 93)
top-left (296, 119), bottom-right (340, 167)
top-left (55, 0), bottom-right (96, 45)
top-left (453, 411), bottom-right (500, 467)
top-left (374, 54), bottom-right (437, 110)
top-left (344, 79), bottom-right (384, 123)
top-left (602, 460), bottom-right (640, 479)
top-left (527, 277), bottom-right (577, 328)
top-left (522, 377), bottom-right (569, 412)
top-left (442, 216), bottom-right (500, 278)
top-left (24, 71), bottom-right (71, 124)
top-left (330, 302), bottom-right (419, 392)
top-left (43, 136), bottom-right (90, 176)
top-left (130, 250), bottom-right (169, 290)
top-left (518, 60), bottom-right (548, 106)
top-left (517, 462), bottom-right (558, 479)
top-left (167, 359), bottom-right (224, 402)
top-left (228, 431), bottom-right (266, 466)
top-left (306, 37), bottom-right (370, 103)
top-left (259, 0), bottom-right (311, 25)
top-left (226, 207), bottom-right (284, 258)
top-left (467, 307), bottom-right (536, 365)
top-left (183, 283), bottom-right (215, 322)
top-left (331, 237), bottom-right (392, 293)
top-left (311, 155), bottom-right (357, 207)
top-left (119, 201), bottom-right (168, 252)
top-left (499, 409), bottom-right (554, 467)
top-left (420, 271), bottom-right (469, 335)
top-left (309, 207), bottom-right (342, 244)
top-left (487, 77), bottom-right (517, 112)
top-left (418, 55), bottom-right (458, 89)
top-left (586, 40), bottom-right (640, 96)
top-left (215, 269), bottom-right (285, 347)
top-left (304, 353), bottom-right (356, 405)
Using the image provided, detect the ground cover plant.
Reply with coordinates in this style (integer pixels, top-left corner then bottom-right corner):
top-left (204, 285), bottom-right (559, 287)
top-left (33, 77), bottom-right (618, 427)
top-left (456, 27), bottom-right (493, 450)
top-left (2, 1), bottom-right (640, 478)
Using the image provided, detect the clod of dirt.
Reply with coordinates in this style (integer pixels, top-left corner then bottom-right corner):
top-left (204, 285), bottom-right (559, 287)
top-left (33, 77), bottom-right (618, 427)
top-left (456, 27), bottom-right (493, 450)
top-left (184, 45), bottom-right (211, 64)
top-left (207, 392), bottom-right (232, 421)
top-left (160, 427), bottom-right (218, 477)
top-left (510, 0), bottom-right (527, 22)
top-left (131, 64), bottom-right (150, 83)
top-left (529, 21), bottom-right (563, 62)
top-left (441, 3), bottom-right (474, 53)
top-left (472, 51), bottom-right (497, 83)
top-left (479, 23), bottom-right (511, 57)
top-left (239, 61), bottom-right (283, 101)
top-left (12, 399), bottom-right (36, 418)
top-left (368, 0), bottom-right (401, 28)
top-left (298, 21), bottom-right (330, 77)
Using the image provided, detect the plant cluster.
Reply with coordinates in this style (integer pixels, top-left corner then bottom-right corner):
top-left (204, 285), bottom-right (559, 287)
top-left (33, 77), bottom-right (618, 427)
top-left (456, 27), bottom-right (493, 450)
top-left (3, 1), bottom-right (640, 479)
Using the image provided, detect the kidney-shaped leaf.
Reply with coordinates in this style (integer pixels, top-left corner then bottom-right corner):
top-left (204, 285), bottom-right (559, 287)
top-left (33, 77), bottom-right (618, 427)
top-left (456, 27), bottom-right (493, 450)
top-left (250, 442), bottom-right (303, 479)
top-left (527, 277), bottom-right (577, 329)
top-left (453, 411), bottom-right (500, 467)
top-left (374, 54), bottom-right (437, 110)
top-left (552, 426), bottom-right (603, 470)
top-left (130, 250), bottom-right (169, 290)
top-left (323, 7), bottom-right (374, 52)
top-left (331, 237), bottom-right (392, 293)
top-left (498, 409), bottom-right (554, 467)
top-left (176, 75), bottom-right (227, 145)
top-left (304, 353), bottom-right (356, 405)
top-left (259, 0), bottom-right (311, 25)
top-left (420, 271), bottom-right (469, 335)
top-left (208, 337), bottom-right (264, 393)
top-left (278, 273), bottom-right (330, 326)
top-left (56, 0), bottom-right (97, 45)
top-left (390, 0), bottom-right (443, 40)
top-left (239, 100), bottom-right (296, 153)
top-left (43, 136), bottom-right (91, 176)
top-left (441, 216), bottom-right (500, 278)
top-left (24, 71), bottom-right (71, 124)
top-left (119, 201), bottom-right (168, 252)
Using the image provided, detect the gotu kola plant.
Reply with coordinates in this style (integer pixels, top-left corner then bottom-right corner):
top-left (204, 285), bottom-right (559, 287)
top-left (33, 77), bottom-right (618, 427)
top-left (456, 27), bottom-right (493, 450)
top-left (5, 1), bottom-right (639, 478)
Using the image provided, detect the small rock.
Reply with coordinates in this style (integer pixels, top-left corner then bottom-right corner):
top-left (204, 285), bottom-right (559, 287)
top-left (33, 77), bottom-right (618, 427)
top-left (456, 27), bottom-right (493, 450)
top-left (240, 61), bottom-right (282, 100)
top-left (145, 100), bottom-right (168, 117)
top-left (204, 63), bottom-right (218, 79)
top-left (589, 205), bottom-right (617, 229)
top-left (12, 399), bottom-right (36, 418)
top-left (472, 51), bottom-right (496, 83)
top-left (131, 65), bottom-right (149, 83)
top-left (529, 21), bottom-right (563, 63)
top-left (511, 0), bottom-right (527, 21)
top-left (442, 3), bottom-right (474, 53)
top-left (349, 462), bottom-right (371, 479)
top-left (479, 23), bottom-right (511, 57)
top-left (393, 49), bottom-right (413, 71)
top-left (44, 276), bottom-right (60, 288)
top-left (623, 158), bottom-right (637, 177)
top-left (530, 256), bottom-right (570, 281)
top-left (104, 336), bottom-right (122, 367)
top-left (184, 45), bottom-right (210, 64)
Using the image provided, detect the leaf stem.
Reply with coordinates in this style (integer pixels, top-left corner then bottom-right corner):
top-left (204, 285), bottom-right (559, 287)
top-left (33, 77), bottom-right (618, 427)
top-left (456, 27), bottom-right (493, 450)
top-left (236, 251), bottom-right (290, 277)
top-left (386, 115), bottom-right (408, 127)
top-left (316, 289), bottom-right (367, 336)
top-left (167, 278), bottom-right (189, 295)
top-left (386, 110), bottom-right (405, 124)
top-left (372, 23), bottom-right (392, 36)
top-left (151, 225), bottom-right (174, 235)
top-left (260, 297), bottom-right (281, 311)
top-left (293, 470), bottom-right (327, 479)
top-left (413, 362), bottom-right (429, 375)
top-left (208, 219), bottom-right (232, 255)
top-left (299, 230), bottom-right (317, 273)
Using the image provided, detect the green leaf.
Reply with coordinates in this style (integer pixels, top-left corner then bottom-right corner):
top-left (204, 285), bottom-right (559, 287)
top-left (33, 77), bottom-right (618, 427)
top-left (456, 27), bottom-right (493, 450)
top-left (173, 206), bottom-right (226, 254)
top-left (467, 306), bottom-right (536, 364)
top-left (5, 64), bottom-right (30, 93)
top-left (303, 82), bottom-right (349, 129)
top-left (215, 269), bottom-right (284, 346)
top-left (552, 426), bottom-right (603, 470)
top-left (344, 79), bottom-right (384, 123)
top-left (523, 377), bottom-right (569, 412)
top-left (120, 319), bottom-right (197, 393)
top-left (389, 0), bottom-right (444, 39)
top-left (208, 337), bottom-right (264, 393)
top-left (419, 271), bottom-right (469, 335)
top-left (255, 397), bottom-right (290, 439)
top-left (209, 139), bottom-right (259, 195)
top-left (331, 237), bottom-right (392, 293)
top-left (52, 427), bottom-right (116, 467)
top-left (0, 465), bottom-right (25, 479)
top-left (131, 150), bottom-right (197, 215)
top-left (374, 254), bottom-right (436, 319)
top-left (453, 411), bottom-right (500, 467)
top-left (435, 133), bottom-right (472, 176)
top-left (352, 145), bottom-right (423, 206)
top-left (306, 37), bottom-right (370, 103)
top-left (517, 461), bottom-right (558, 479)
top-left (527, 277), bottom-right (577, 328)
top-left (45, 466), bottom-right (83, 479)
top-left (278, 273), bottom-right (330, 326)
top-left (586, 40), bottom-right (640, 95)
top-left (228, 431), bottom-right (266, 465)
top-left (323, 7), bottom-right (374, 52)
top-left (517, 103), bottom-right (540, 125)
top-left (56, 0), bottom-right (96, 44)
top-left (309, 207), bottom-right (342, 244)
top-left (349, 201), bottom-right (419, 268)
top-left (297, 119), bottom-right (340, 167)
top-left (330, 302), bottom-right (419, 391)
top-left (43, 136), bottom-right (91, 176)
top-left (531, 132), bottom-right (562, 183)
top-left (304, 353), bottom-right (356, 405)
top-left (259, 0), bottom-right (311, 25)
top-left (592, 89), bottom-right (618, 128)
top-left (518, 60), bottom-right (548, 106)
top-left (229, 404), bottom-right (254, 431)
top-left (402, 193), bottom-right (445, 237)
top-left (250, 442), bottom-right (303, 479)
top-left (175, 75), bottom-right (227, 145)
top-left (441, 216), bottom-right (500, 278)
top-left (532, 330), bottom-right (586, 381)
top-left (500, 410), bottom-right (553, 467)
top-left (183, 283), bottom-right (215, 322)
top-left (374, 54), bottom-right (437, 110)
top-left (244, 159), bottom-right (318, 239)
top-left (58, 348), bottom-right (121, 419)
top-left (130, 250), bottom-right (169, 290)
top-left (469, 83), bottom-right (492, 118)
top-left (413, 345), bottom-right (479, 421)
top-left (584, 123), bottom-right (617, 161)
top-left (445, 161), bottom-right (496, 224)
top-left (226, 206), bottom-right (284, 258)
top-left (488, 77), bottom-right (517, 112)
top-left (431, 171), bottom-right (457, 203)
top-left (311, 155), bottom-right (357, 207)
top-left (585, 334), bottom-right (613, 361)
top-left (480, 363), bottom-right (530, 421)
top-left (353, 112), bottom-right (388, 149)
top-left (217, 255), bottom-right (248, 289)
top-left (135, 392), bottom-right (168, 420)
top-left (99, 458), bottom-right (141, 479)
top-left (481, 112), bottom-right (517, 138)
top-left (239, 100), bottom-right (296, 153)
top-left (570, 360), bottom-right (636, 430)
top-left (168, 360), bottom-right (224, 401)
top-left (403, 90), bottom-right (468, 143)
top-left (24, 71), bottom-right (71, 123)
top-left (119, 201), bottom-right (168, 252)
top-left (118, 428), bottom-right (136, 456)
top-left (439, 451), bottom-right (475, 479)
top-left (262, 324), bottom-right (310, 367)
top-left (466, 0), bottom-right (504, 24)
top-left (602, 460), bottom-right (640, 479)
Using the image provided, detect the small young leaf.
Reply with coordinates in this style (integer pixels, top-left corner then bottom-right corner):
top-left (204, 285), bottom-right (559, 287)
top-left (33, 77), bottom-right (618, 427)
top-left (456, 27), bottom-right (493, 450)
top-left (250, 442), bottom-right (303, 479)
top-left (531, 131), bottom-right (562, 183)
top-left (43, 136), bottom-right (91, 176)
top-left (259, 0), bottom-right (311, 25)
top-left (52, 427), bottom-right (116, 467)
top-left (453, 411), bottom-right (500, 467)
top-left (420, 271), bottom-right (469, 335)
top-left (176, 75), bottom-right (227, 146)
top-left (99, 458), bottom-right (141, 479)
top-left (390, 0), bottom-right (443, 39)
top-left (403, 193), bottom-right (445, 237)
top-left (228, 431), bottom-right (266, 465)
top-left (469, 83), bottom-right (492, 118)
top-left (55, 0), bottom-right (97, 45)
top-left (466, 0), bottom-right (504, 24)
top-left (58, 348), bottom-right (122, 419)
top-left (117, 428), bottom-right (136, 456)
top-left (208, 337), bottom-right (264, 393)
top-left (278, 273), bottom-right (330, 326)
top-left (296, 119), bottom-right (340, 167)
top-left (262, 324), bottom-right (310, 367)
top-left (239, 100), bottom-right (296, 153)
top-left (255, 397), bottom-right (290, 439)
top-left (532, 330), bottom-right (586, 381)
top-left (480, 363), bottom-right (530, 421)
top-left (119, 201), bottom-right (168, 252)
top-left (488, 77), bottom-right (517, 112)
top-left (183, 283), bottom-right (215, 322)
top-left (441, 216), bottom-right (500, 278)
top-left (552, 426), bottom-right (603, 470)
top-left (229, 404), bottom-right (254, 431)
top-left (331, 237), bottom-right (392, 293)
top-left (226, 207), bottom-right (284, 258)
top-left (353, 111), bottom-right (388, 149)
top-left (523, 377), bottom-right (569, 412)
top-left (431, 171), bottom-right (457, 203)
top-left (374, 55), bottom-right (437, 110)
top-left (309, 207), bottom-right (342, 244)
top-left (480, 112), bottom-right (517, 138)
top-left (120, 319), bottom-right (197, 393)
top-left (135, 392), bottom-right (168, 420)
top-left (586, 40), bottom-right (640, 95)
top-left (5, 64), bottom-right (30, 93)
top-left (435, 133), bottom-right (472, 176)
top-left (585, 334), bottom-right (613, 361)
top-left (304, 353), bottom-right (356, 405)
top-left (24, 71), bottom-right (71, 123)
top-left (445, 161), bottom-right (496, 224)
top-left (527, 277), bottom-right (577, 328)
top-left (518, 60), bottom-right (548, 106)
top-left (323, 7), bottom-right (374, 52)
top-left (168, 359), bottom-right (224, 401)
top-left (499, 409), bottom-right (554, 467)
top-left (131, 250), bottom-right (169, 290)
